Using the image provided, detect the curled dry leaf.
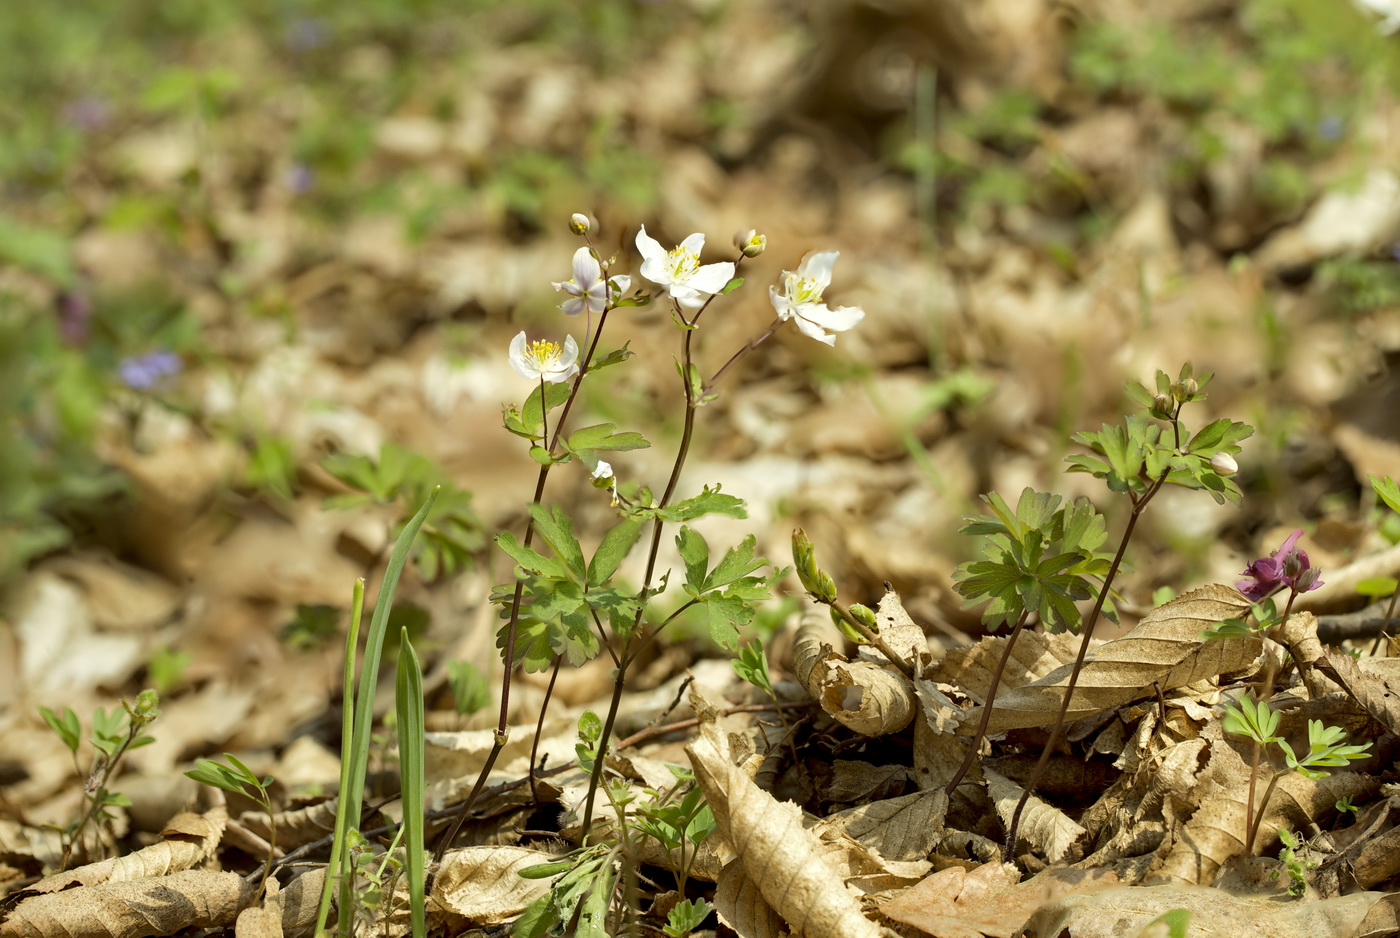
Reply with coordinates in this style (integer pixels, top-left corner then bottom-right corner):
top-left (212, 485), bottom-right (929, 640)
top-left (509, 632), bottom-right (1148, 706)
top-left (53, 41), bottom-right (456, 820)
top-left (793, 611), bottom-right (916, 736)
top-left (959, 585), bottom-right (1258, 735)
top-left (1025, 882), bottom-right (1386, 938)
top-left (430, 846), bottom-right (563, 925)
top-left (22, 806), bottom-right (226, 895)
top-left (234, 875), bottom-right (283, 938)
top-left (984, 767), bottom-right (1086, 863)
top-left (685, 686), bottom-right (882, 938)
top-left (240, 799), bottom-right (338, 852)
top-left (0, 869), bottom-right (251, 938)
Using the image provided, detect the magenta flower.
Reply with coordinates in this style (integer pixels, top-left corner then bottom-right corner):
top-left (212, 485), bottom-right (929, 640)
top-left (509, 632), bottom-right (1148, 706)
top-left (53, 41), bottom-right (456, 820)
top-left (1236, 529), bottom-right (1324, 602)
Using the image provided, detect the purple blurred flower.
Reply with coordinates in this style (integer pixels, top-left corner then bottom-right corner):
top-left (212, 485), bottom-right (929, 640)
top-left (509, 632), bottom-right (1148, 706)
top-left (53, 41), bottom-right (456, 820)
top-left (1236, 529), bottom-right (1324, 602)
top-left (286, 163), bottom-right (315, 195)
top-left (284, 17), bottom-right (328, 53)
top-left (1316, 115), bottom-right (1344, 142)
top-left (119, 350), bottom-right (183, 390)
top-left (64, 96), bottom-right (111, 133)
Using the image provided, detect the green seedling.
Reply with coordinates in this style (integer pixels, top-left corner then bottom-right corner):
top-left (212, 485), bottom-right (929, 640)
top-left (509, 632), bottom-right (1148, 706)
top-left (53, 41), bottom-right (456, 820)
top-left (663, 898), bottom-right (714, 937)
top-left (1223, 694), bottom-right (1371, 854)
top-left (185, 754), bottom-right (278, 895)
top-left (446, 659), bottom-right (491, 716)
top-left (1274, 828), bottom-right (1317, 898)
top-left (41, 690), bottom-right (160, 871)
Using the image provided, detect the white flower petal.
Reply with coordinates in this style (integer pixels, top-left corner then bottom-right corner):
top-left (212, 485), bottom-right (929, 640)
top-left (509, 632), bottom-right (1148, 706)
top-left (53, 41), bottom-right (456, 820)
top-left (688, 261), bottom-right (736, 296)
top-left (798, 303), bottom-right (864, 333)
top-left (573, 247), bottom-right (601, 284)
top-left (677, 232), bottom-right (706, 256)
top-left (508, 331), bottom-right (537, 379)
top-left (790, 314), bottom-right (836, 346)
top-left (635, 225), bottom-right (665, 262)
top-left (797, 251), bottom-right (839, 291)
top-left (610, 274), bottom-right (632, 296)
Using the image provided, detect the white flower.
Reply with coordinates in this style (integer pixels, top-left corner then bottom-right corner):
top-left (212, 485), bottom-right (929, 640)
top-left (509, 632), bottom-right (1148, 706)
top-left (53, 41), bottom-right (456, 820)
top-left (1210, 452), bottom-right (1239, 476)
top-left (591, 460), bottom-right (613, 480)
top-left (552, 248), bottom-right (631, 317)
top-left (636, 225), bottom-right (735, 309)
top-left (508, 331), bottom-right (580, 383)
top-left (769, 251), bottom-right (865, 346)
top-left (1355, 0), bottom-right (1400, 34)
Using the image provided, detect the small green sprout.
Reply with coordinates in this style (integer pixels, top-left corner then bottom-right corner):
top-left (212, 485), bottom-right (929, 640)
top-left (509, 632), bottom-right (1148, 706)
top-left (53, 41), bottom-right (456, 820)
top-left (185, 753), bottom-right (278, 894)
top-left (663, 897), bottom-right (714, 937)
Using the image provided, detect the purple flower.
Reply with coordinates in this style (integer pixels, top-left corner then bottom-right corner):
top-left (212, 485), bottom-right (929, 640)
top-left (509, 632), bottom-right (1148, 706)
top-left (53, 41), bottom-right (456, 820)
top-left (118, 350), bottom-right (183, 390)
top-left (1236, 529), bottom-right (1324, 602)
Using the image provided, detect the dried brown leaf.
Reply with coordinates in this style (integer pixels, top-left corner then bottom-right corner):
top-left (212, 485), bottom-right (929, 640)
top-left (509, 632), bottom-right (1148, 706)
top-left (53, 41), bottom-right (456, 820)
top-left (714, 859), bottom-right (784, 938)
top-left (430, 846), bottom-right (562, 925)
top-left (983, 767), bottom-right (1086, 863)
top-left (1318, 651), bottom-right (1400, 739)
top-left (0, 869), bottom-right (250, 938)
top-left (1155, 735), bottom-right (1377, 886)
top-left (880, 862), bottom-right (1117, 938)
top-left (822, 789), bottom-right (948, 862)
top-left (793, 612), bottom-right (916, 736)
top-left (240, 799), bottom-right (337, 852)
top-left (926, 630), bottom-right (1078, 706)
top-left (686, 687), bottom-right (881, 938)
top-left (960, 585), bottom-right (1257, 734)
top-left (24, 807), bottom-right (226, 895)
top-left (1025, 882), bottom-right (1386, 938)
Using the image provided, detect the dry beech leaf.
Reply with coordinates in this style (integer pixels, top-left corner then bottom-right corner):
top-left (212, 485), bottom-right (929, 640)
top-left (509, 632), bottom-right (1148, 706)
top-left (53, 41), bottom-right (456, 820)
top-left (1025, 882), bottom-right (1385, 938)
top-left (1318, 651), bottom-right (1400, 739)
top-left (271, 868), bottom-right (324, 938)
top-left (983, 767), bottom-right (1086, 863)
top-left (234, 875), bottom-right (282, 938)
top-left (22, 806), bottom-right (226, 895)
top-left (430, 846), bottom-right (563, 925)
top-left (714, 859), bottom-right (785, 938)
top-left (913, 715), bottom-right (977, 792)
top-left (0, 869), bottom-right (251, 938)
top-left (793, 611), bottom-right (916, 736)
top-left (959, 585), bottom-right (1258, 735)
top-left (880, 861), bottom-right (1117, 938)
top-left (240, 799), bottom-right (338, 851)
top-left (821, 789), bottom-right (948, 863)
top-left (856, 588), bottom-right (932, 671)
top-left (926, 630), bottom-right (1079, 706)
top-left (685, 686), bottom-right (882, 938)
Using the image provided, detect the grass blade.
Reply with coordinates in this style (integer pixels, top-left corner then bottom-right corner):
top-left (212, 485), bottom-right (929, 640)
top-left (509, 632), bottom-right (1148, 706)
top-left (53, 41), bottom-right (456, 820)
top-left (396, 627), bottom-right (426, 938)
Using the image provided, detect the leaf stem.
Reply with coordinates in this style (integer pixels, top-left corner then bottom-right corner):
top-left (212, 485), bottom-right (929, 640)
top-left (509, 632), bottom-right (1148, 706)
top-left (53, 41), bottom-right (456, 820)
top-left (946, 609), bottom-right (1030, 796)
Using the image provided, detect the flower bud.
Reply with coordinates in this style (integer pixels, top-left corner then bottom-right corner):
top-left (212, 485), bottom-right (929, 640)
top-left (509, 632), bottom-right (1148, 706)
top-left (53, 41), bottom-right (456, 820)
top-left (1172, 377), bottom-right (1198, 402)
top-left (569, 213), bottom-right (590, 235)
top-left (848, 603), bottom-right (879, 633)
top-left (832, 606), bottom-right (867, 645)
top-left (733, 229), bottom-right (766, 258)
top-left (1151, 394), bottom-right (1175, 419)
top-left (1293, 567), bottom-right (1323, 593)
top-left (1210, 452), bottom-right (1238, 476)
top-left (792, 528), bottom-right (817, 589)
top-left (128, 689), bottom-right (161, 723)
top-left (814, 571), bottom-right (838, 605)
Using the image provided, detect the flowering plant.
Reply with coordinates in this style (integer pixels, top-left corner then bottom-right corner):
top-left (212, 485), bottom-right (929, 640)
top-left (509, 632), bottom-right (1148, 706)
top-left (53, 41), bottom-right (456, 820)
top-left (433, 217), bottom-right (867, 935)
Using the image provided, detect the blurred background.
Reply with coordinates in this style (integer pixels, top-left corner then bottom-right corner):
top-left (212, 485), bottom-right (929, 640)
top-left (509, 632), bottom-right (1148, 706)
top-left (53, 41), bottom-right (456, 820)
top-left (3, 0), bottom-right (1400, 823)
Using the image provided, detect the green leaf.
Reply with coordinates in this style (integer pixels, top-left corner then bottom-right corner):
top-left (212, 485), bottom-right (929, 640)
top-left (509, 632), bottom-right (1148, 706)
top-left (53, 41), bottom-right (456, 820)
top-left (588, 518), bottom-right (643, 588)
top-left (566, 423), bottom-right (651, 454)
top-left (395, 629), bottom-right (427, 938)
top-left (704, 594), bottom-right (750, 650)
top-left (496, 532), bottom-right (569, 580)
top-left (529, 504), bottom-right (588, 583)
top-left (39, 706), bottom-right (80, 754)
top-left (587, 344), bottom-right (634, 373)
top-left (653, 486), bottom-right (748, 522)
top-left (676, 526), bottom-right (710, 595)
top-left (1357, 576), bottom-right (1398, 599)
top-left (1372, 475), bottom-right (1400, 515)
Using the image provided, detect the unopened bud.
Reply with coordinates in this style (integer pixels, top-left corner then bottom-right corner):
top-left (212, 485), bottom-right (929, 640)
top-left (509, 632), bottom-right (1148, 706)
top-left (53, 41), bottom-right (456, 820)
top-left (832, 606), bottom-right (867, 645)
top-left (1210, 452), bottom-right (1238, 476)
top-left (733, 229), bottom-right (766, 257)
top-left (814, 571), bottom-right (838, 605)
top-left (1293, 567), bottom-right (1322, 593)
top-left (848, 603), bottom-right (878, 632)
top-left (1173, 378), bottom-right (1199, 402)
top-left (569, 213), bottom-right (590, 235)
top-left (1151, 394), bottom-right (1175, 419)
top-left (128, 689), bottom-right (161, 723)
